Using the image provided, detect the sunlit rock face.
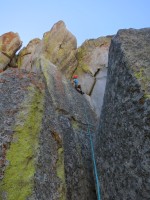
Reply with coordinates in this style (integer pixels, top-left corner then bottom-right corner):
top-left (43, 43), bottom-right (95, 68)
top-left (73, 36), bottom-right (112, 116)
top-left (16, 21), bottom-right (112, 117)
top-left (17, 20), bottom-right (78, 77)
top-left (0, 32), bottom-right (22, 71)
top-left (41, 20), bottom-right (78, 76)
top-left (17, 38), bottom-right (41, 71)
top-left (74, 37), bottom-right (112, 94)
top-left (90, 67), bottom-right (108, 117)
top-left (96, 28), bottom-right (150, 200)
top-left (0, 57), bottom-right (98, 200)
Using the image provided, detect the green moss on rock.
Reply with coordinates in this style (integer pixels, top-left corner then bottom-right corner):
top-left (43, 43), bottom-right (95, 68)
top-left (134, 68), bottom-right (145, 79)
top-left (0, 86), bottom-right (44, 200)
top-left (82, 64), bottom-right (92, 74)
top-left (76, 47), bottom-right (93, 76)
top-left (56, 147), bottom-right (66, 200)
top-left (134, 66), bottom-right (150, 97)
top-left (72, 120), bottom-right (79, 129)
top-left (17, 56), bottom-right (22, 68)
top-left (77, 47), bottom-right (86, 63)
top-left (144, 94), bottom-right (150, 99)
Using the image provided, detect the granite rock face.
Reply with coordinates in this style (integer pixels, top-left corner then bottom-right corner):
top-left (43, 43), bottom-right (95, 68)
top-left (96, 28), bottom-right (150, 200)
top-left (0, 57), bottom-right (98, 200)
top-left (73, 37), bottom-right (112, 116)
top-left (16, 21), bottom-right (112, 117)
top-left (0, 32), bottom-right (22, 71)
top-left (90, 67), bottom-right (107, 117)
top-left (17, 21), bottom-right (78, 77)
top-left (42, 20), bottom-right (78, 76)
top-left (74, 37), bottom-right (112, 95)
top-left (17, 38), bottom-right (41, 71)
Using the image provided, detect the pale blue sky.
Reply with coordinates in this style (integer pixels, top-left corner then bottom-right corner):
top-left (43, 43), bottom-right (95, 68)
top-left (1, 0), bottom-right (150, 47)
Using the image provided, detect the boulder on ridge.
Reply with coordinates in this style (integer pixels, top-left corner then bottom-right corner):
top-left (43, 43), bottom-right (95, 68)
top-left (0, 32), bottom-right (22, 71)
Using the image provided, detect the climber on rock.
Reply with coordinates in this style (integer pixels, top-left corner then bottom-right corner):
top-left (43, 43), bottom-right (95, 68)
top-left (72, 75), bottom-right (84, 95)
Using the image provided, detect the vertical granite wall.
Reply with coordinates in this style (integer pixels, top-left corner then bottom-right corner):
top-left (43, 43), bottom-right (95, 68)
top-left (96, 28), bottom-right (150, 200)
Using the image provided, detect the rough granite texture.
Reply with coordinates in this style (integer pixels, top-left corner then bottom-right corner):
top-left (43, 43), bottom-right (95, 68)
top-left (17, 38), bottom-right (41, 70)
top-left (74, 36), bottom-right (112, 95)
top-left (42, 20), bottom-right (78, 76)
top-left (91, 68), bottom-right (108, 117)
top-left (17, 21), bottom-right (78, 79)
top-left (0, 32), bottom-right (22, 71)
top-left (16, 24), bottom-right (112, 118)
top-left (16, 22), bottom-right (112, 117)
top-left (96, 28), bottom-right (150, 200)
top-left (0, 57), bottom-right (98, 200)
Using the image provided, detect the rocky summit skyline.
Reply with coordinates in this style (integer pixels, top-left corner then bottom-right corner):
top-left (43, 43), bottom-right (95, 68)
top-left (1, 1), bottom-right (149, 48)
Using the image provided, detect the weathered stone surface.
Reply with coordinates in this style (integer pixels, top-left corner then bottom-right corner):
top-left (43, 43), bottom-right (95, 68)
top-left (16, 21), bottom-right (112, 117)
top-left (0, 52), bottom-right (10, 71)
top-left (74, 36), bottom-right (112, 94)
top-left (72, 36), bottom-right (112, 117)
top-left (0, 32), bottom-right (22, 71)
top-left (41, 20), bottom-right (78, 77)
top-left (17, 21), bottom-right (78, 78)
top-left (17, 38), bottom-right (41, 71)
top-left (0, 57), bottom-right (98, 199)
top-left (90, 68), bottom-right (107, 117)
top-left (96, 28), bottom-right (150, 200)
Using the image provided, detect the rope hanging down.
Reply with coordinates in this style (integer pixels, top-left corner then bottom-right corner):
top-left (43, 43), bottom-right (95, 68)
top-left (83, 102), bottom-right (101, 200)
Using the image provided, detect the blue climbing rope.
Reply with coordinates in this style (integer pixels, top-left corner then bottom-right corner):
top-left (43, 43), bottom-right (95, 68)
top-left (83, 103), bottom-right (101, 200)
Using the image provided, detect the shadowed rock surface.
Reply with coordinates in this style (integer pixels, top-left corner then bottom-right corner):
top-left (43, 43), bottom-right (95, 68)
top-left (96, 28), bottom-right (150, 200)
top-left (0, 57), bottom-right (98, 200)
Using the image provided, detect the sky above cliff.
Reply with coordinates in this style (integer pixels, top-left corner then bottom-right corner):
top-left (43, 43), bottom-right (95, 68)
top-left (1, 0), bottom-right (150, 47)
